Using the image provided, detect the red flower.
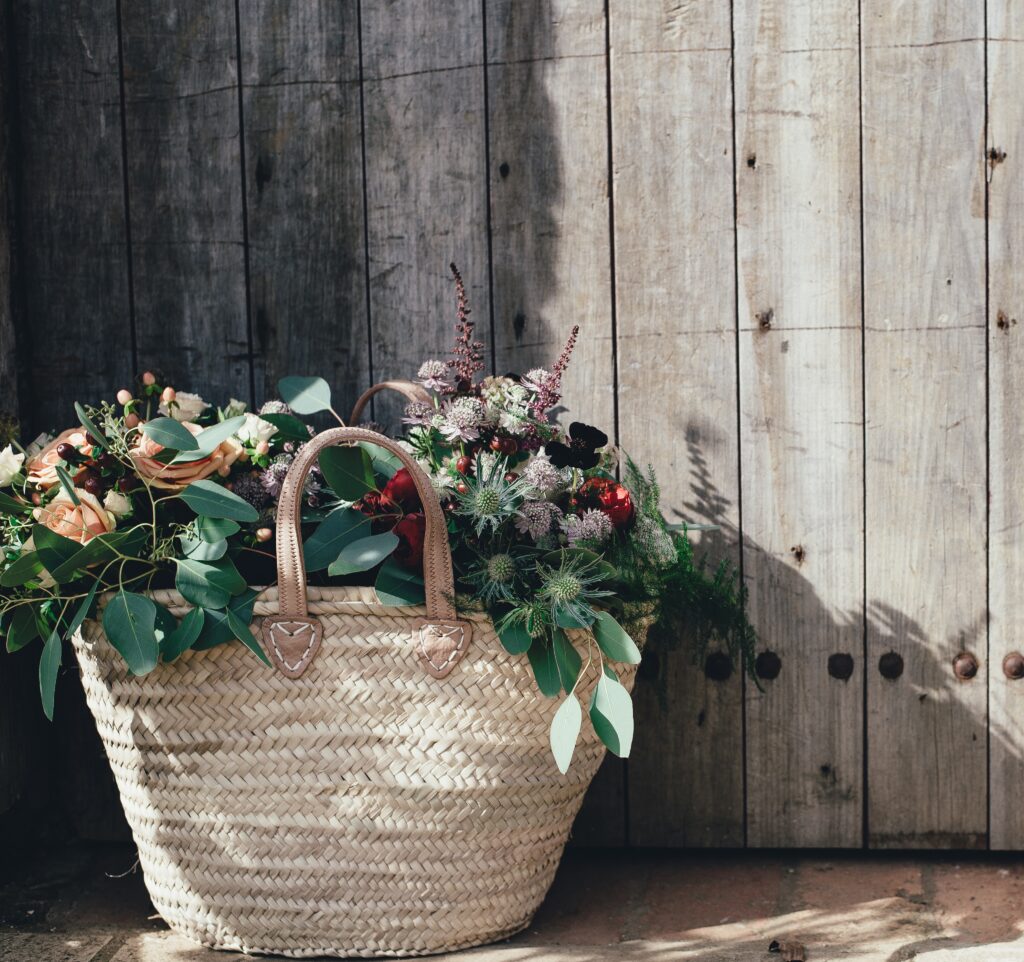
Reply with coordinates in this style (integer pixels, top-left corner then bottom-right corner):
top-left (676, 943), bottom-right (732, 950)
top-left (580, 477), bottom-right (634, 528)
top-left (393, 512), bottom-right (426, 570)
top-left (381, 468), bottom-right (420, 510)
top-left (357, 490), bottom-right (392, 516)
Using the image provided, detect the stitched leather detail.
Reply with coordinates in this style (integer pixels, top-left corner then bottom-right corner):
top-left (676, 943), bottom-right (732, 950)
top-left (262, 617), bottom-right (323, 679)
top-left (414, 619), bottom-right (474, 679)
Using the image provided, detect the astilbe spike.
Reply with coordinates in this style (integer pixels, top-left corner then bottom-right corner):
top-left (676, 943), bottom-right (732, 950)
top-left (534, 324), bottom-right (579, 413)
top-left (447, 262), bottom-right (485, 388)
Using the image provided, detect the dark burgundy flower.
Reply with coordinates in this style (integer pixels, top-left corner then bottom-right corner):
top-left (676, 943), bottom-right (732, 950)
top-left (580, 477), bottom-right (634, 528)
top-left (547, 422), bottom-right (608, 470)
top-left (393, 512), bottom-right (426, 570)
top-left (381, 467), bottom-right (420, 510)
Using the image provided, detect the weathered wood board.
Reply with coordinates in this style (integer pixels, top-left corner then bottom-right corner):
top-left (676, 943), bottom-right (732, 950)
top-left (240, 1), bottom-right (370, 414)
top-left (862, 2), bottom-right (988, 848)
top-left (121, 1), bottom-right (252, 405)
top-left (360, 0), bottom-right (490, 429)
top-left (987, 0), bottom-right (1024, 852)
top-left (736, 0), bottom-right (864, 848)
top-left (610, 0), bottom-right (744, 848)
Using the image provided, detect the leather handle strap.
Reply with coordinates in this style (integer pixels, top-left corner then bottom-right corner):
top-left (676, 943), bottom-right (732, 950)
top-left (275, 426), bottom-right (456, 622)
top-left (266, 425), bottom-right (472, 680)
top-left (348, 380), bottom-right (432, 425)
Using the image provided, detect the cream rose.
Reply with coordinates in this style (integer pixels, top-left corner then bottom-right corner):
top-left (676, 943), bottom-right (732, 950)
top-left (103, 489), bottom-right (134, 518)
top-left (33, 489), bottom-right (116, 544)
top-left (158, 391), bottom-right (209, 422)
top-left (131, 421), bottom-right (243, 490)
top-left (26, 429), bottom-right (94, 489)
top-left (0, 445), bottom-right (25, 486)
top-left (236, 412), bottom-right (278, 446)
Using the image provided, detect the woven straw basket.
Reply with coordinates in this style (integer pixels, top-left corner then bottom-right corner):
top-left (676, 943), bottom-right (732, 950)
top-left (72, 426), bottom-right (639, 958)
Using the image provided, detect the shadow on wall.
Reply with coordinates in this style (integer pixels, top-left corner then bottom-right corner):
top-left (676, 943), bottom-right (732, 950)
top-left (649, 424), bottom-right (995, 847)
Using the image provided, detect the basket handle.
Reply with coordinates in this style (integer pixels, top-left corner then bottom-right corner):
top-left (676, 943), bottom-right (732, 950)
top-left (348, 380), bottom-right (432, 425)
top-left (262, 426), bottom-right (473, 680)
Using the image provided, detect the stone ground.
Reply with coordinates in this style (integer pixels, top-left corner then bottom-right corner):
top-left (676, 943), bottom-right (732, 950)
top-left (3, 845), bottom-right (1024, 961)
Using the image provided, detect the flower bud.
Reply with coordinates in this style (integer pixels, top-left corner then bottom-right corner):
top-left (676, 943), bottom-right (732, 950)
top-left (161, 387), bottom-right (176, 404)
top-left (116, 389), bottom-right (133, 406)
top-left (142, 371), bottom-right (156, 386)
top-left (125, 413), bottom-right (141, 428)
top-left (256, 527), bottom-right (273, 543)
top-left (255, 440), bottom-right (271, 456)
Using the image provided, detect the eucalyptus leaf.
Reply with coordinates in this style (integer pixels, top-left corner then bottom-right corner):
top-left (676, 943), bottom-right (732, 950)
top-left (328, 532), bottom-right (399, 576)
top-left (589, 668), bottom-right (634, 757)
top-left (278, 376), bottom-right (333, 415)
top-left (39, 630), bottom-right (62, 720)
top-left (152, 602), bottom-right (177, 646)
top-left (170, 416), bottom-right (246, 462)
top-left (375, 557), bottom-right (426, 606)
top-left (304, 508), bottom-right (371, 572)
top-left (226, 607), bottom-right (271, 667)
top-left (142, 417), bottom-right (200, 451)
top-left (32, 525), bottom-right (81, 580)
top-left (555, 608), bottom-right (593, 630)
top-left (0, 491), bottom-right (28, 515)
top-left (260, 413), bottom-right (309, 441)
top-left (320, 446), bottom-right (375, 501)
top-left (550, 694), bottom-right (583, 774)
top-left (54, 464), bottom-right (81, 505)
top-left (179, 480), bottom-right (259, 522)
top-left (47, 530), bottom-right (136, 583)
top-left (161, 607), bottom-right (205, 662)
top-left (360, 441), bottom-right (404, 482)
top-left (196, 516), bottom-right (240, 543)
top-left (174, 557), bottom-right (246, 609)
top-left (592, 610), bottom-right (642, 665)
top-left (75, 402), bottom-right (108, 451)
top-left (495, 617), bottom-right (533, 655)
top-left (552, 628), bottom-right (582, 692)
top-left (102, 591), bottom-right (160, 676)
top-left (65, 581), bottom-right (99, 638)
top-left (178, 533), bottom-right (228, 561)
top-left (6, 606), bottom-right (40, 653)
top-left (527, 639), bottom-right (561, 698)
top-left (0, 550), bottom-right (43, 587)
top-left (193, 589), bottom-right (258, 650)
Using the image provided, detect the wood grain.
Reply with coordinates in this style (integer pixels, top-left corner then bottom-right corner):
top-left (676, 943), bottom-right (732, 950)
top-left (11, 0), bottom-right (133, 433)
top-left (610, 0), bottom-right (744, 847)
top-left (121, 0), bottom-right (252, 404)
top-left (987, 0), bottom-right (1024, 852)
top-left (736, 0), bottom-right (864, 848)
top-left (360, 0), bottom-right (489, 428)
top-left (239, 1), bottom-right (370, 413)
top-left (862, 1), bottom-right (988, 849)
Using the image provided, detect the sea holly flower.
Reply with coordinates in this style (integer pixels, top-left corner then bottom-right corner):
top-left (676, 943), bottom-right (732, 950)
top-left (536, 551), bottom-right (614, 628)
top-left (546, 422), bottom-right (608, 470)
top-left (454, 457), bottom-right (534, 536)
top-left (464, 545), bottom-right (536, 605)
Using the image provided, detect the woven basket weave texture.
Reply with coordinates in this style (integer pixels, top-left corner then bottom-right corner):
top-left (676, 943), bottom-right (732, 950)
top-left (73, 586), bottom-right (638, 958)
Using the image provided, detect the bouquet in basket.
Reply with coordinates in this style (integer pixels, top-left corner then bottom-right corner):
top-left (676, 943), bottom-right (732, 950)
top-left (0, 266), bottom-right (753, 771)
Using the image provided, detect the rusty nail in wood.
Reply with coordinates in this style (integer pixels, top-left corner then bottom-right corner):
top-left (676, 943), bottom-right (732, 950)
top-left (996, 309), bottom-right (1017, 331)
top-left (790, 544), bottom-right (805, 564)
top-left (988, 146), bottom-right (1007, 167)
top-left (756, 307), bottom-right (774, 331)
top-left (746, 152), bottom-right (757, 168)
top-left (878, 651), bottom-right (903, 680)
top-left (1003, 652), bottom-right (1024, 680)
top-left (952, 651), bottom-right (979, 680)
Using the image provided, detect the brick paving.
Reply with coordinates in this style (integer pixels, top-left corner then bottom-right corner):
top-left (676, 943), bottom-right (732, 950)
top-left (3, 845), bottom-right (1024, 960)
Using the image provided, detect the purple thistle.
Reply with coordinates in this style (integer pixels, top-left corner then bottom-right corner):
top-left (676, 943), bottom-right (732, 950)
top-left (447, 262), bottom-right (485, 387)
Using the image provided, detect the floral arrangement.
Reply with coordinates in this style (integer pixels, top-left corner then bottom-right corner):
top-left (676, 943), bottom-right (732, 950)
top-left (0, 266), bottom-right (753, 770)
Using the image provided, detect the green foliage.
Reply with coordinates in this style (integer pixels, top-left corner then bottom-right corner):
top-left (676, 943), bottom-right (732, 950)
top-left (277, 376), bottom-right (333, 415)
top-left (549, 694), bottom-right (583, 774)
top-left (375, 558), bottom-right (425, 606)
top-left (319, 446), bottom-right (375, 501)
top-left (179, 480), bottom-right (259, 522)
top-left (304, 508), bottom-right (371, 572)
top-left (102, 591), bottom-right (160, 676)
top-left (329, 532), bottom-right (399, 576)
top-left (142, 418), bottom-right (200, 451)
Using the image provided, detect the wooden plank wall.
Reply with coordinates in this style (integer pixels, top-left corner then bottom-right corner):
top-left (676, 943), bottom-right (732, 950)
top-left (1, 1), bottom-right (1019, 851)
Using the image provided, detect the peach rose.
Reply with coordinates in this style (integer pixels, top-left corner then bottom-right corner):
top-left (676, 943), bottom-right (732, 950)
top-left (26, 429), bottom-right (94, 489)
top-left (131, 421), bottom-right (243, 490)
top-left (33, 488), bottom-right (116, 544)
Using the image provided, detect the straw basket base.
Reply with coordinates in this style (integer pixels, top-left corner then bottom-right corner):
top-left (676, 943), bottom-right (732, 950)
top-left (73, 587), bottom-right (639, 958)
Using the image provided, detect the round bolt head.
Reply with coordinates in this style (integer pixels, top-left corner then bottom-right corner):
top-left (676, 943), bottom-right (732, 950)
top-left (1003, 652), bottom-right (1024, 680)
top-left (952, 651), bottom-right (979, 680)
top-left (878, 651), bottom-right (904, 680)
top-left (755, 650), bottom-right (782, 681)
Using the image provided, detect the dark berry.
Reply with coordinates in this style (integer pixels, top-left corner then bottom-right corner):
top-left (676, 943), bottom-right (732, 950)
top-left (118, 476), bottom-right (141, 493)
top-left (56, 442), bottom-right (77, 462)
top-left (489, 437), bottom-right (504, 452)
top-left (98, 453), bottom-right (116, 470)
top-left (83, 475), bottom-right (103, 496)
top-left (455, 456), bottom-right (472, 474)
top-left (456, 481), bottom-right (468, 495)
top-left (499, 438), bottom-right (518, 456)
top-left (504, 471), bottom-right (519, 483)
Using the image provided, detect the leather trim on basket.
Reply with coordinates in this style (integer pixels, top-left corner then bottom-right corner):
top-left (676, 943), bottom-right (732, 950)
top-left (262, 617), bottom-right (323, 679)
top-left (414, 619), bottom-right (474, 679)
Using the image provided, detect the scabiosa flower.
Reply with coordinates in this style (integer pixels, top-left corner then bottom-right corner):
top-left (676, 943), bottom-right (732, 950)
top-left (438, 396), bottom-right (486, 442)
top-left (454, 457), bottom-right (534, 536)
top-left (402, 401), bottom-right (435, 427)
top-left (259, 399), bottom-right (293, 416)
top-left (561, 508), bottom-right (613, 547)
top-left (232, 471), bottom-right (271, 511)
top-left (537, 551), bottom-right (614, 628)
top-left (522, 451), bottom-right (567, 496)
top-left (417, 359), bottom-right (451, 392)
top-left (515, 499), bottom-right (562, 541)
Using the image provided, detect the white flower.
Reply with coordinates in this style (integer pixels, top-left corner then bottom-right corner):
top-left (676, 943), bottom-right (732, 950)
top-left (236, 412), bottom-right (278, 446)
top-left (0, 445), bottom-right (25, 486)
top-left (417, 359), bottom-right (451, 392)
top-left (522, 452), bottom-right (567, 496)
top-left (159, 391), bottom-right (209, 422)
top-left (223, 397), bottom-right (248, 418)
top-left (438, 397), bottom-right (485, 442)
top-left (259, 399), bottom-right (292, 416)
top-left (103, 489), bottom-right (133, 517)
top-left (520, 368), bottom-right (551, 395)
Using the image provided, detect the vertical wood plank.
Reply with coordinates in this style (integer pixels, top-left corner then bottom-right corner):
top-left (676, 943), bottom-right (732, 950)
top-left (487, 0), bottom-right (615, 432)
top-left (12, 0), bottom-right (133, 432)
top-left (122, 1), bottom-right (252, 403)
top-left (736, 0), bottom-right (864, 847)
top-left (987, 0), bottom-right (1024, 852)
top-left (612, 1), bottom-right (744, 847)
top-left (239, 2), bottom-right (370, 412)
top-left (863, 1), bottom-right (987, 848)
top-left (361, 0), bottom-right (489, 428)
top-left (486, 0), bottom-right (619, 846)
